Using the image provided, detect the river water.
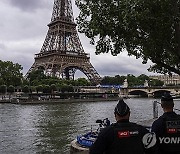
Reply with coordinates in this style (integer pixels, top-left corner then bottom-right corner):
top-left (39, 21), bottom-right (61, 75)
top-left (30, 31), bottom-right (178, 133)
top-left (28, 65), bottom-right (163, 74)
top-left (1, 98), bottom-right (180, 154)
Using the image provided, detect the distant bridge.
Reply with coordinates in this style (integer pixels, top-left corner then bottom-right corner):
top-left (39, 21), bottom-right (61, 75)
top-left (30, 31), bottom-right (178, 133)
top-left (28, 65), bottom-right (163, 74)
top-left (120, 86), bottom-right (180, 97)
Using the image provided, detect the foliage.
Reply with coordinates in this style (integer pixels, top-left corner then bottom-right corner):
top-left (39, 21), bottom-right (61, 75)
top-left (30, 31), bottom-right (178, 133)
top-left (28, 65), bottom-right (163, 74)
top-left (22, 85), bottom-right (29, 93)
top-left (0, 85), bottom-right (7, 94)
top-left (75, 78), bottom-right (91, 86)
top-left (149, 79), bottom-right (164, 87)
top-left (50, 84), bottom-right (57, 93)
top-left (60, 84), bottom-right (74, 93)
top-left (27, 68), bottom-right (46, 84)
top-left (26, 69), bottom-right (91, 87)
top-left (36, 85), bottom-right (43, 93)
top-left (7, 85), bottom-right (15, 93)
top-left (43, 85), bottom-right (51, 93)
top-left (101, 75), bottom-right (126, 85)
top-left (101, 74), bottom-right (164, 87)
top-left (75, 0), bottom-right (180, 75)
top-left (0, 60), bottom-right (23, 86)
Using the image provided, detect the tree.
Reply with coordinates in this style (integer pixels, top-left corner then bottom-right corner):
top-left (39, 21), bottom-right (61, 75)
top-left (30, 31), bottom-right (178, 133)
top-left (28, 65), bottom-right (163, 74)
top-left (27, 68), bottom-right (46, 85)
top-left (22, 85), bottom-right (29, 93)
top-left (101, 75), bottom-right (126, 85)
top-left (36, 85), bottom-right (43, 93)
top-left (127, 74), bottom-right (139, 87)
top-left (76, 0), bottom-right (180, 75)
top-left (43, 85), bottom-right (51, 93)
top-left (0, 60), bottom-right (23, 86)
top-left (76, 78), bottom-right (90, 86)
top-left (7, 85), bottom-right (15, 99)
top-left (137, 74), bottom-right (149, 81)
top-left (0, 85), bottom-right (7, 99)
top-left (50, 84), bottom-right (57, 93)
top-left (60, 84), bottom-right (74, 93)
top-left (149, 79), bottom-right (164, 87)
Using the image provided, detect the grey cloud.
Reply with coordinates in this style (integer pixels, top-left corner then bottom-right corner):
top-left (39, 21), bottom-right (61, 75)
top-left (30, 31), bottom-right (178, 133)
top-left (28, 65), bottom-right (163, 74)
top-left (90, 54), bottom-right (154, 77)
top-left (0, 1), bottom-right (51, 41)
top-left (0, 43), bottom-right (6, 50)
top-left (0, 47), bottom-right (35, 75)
top-left (6, 0), bottom-right (49, 12)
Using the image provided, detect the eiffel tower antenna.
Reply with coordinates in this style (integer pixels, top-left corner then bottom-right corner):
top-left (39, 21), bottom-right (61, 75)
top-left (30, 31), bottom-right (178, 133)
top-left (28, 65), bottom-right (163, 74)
top-left (26, 0), bottom-right (101, 84)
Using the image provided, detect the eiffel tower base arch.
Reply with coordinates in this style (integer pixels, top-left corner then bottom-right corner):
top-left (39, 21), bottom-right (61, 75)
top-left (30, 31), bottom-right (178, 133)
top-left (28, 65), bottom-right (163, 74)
top-left (27, 53), bottom-right (101, 84)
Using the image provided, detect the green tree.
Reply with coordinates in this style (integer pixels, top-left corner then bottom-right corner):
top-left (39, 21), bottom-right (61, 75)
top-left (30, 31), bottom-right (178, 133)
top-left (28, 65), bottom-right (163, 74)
top-left (36, 85), bottom-right (43, 93)
top-left (0, 78), bottom-right (4, 85)
top-left (22, 85), bottom-right (29, 93)
top-left (0, 85), bottom-right (7, 99)
top-left (76, 0), bottom-right (180, 75)
top-left (7, 85), bottom-right (15, 99)
top-left (137, 74), bottom-right (149, 81)
top-left (60, 84), bottom-right (74, 93)
top-left (43, 85), bottom-right (51, 93)
top-left (101, 76), bottom-right (115, 85)
top-left (114, 75), bottom-right (126, 85)
top-left (0, 60), bottom-right (23, 86)
top-left (76, 78), bottom-right (90, 86)
top-left (27, 68), bottom-right (46, 85)
top-left (50, 84), bottom-right (57, 93)
top-left (0, 85), bottom-right (7, 93)
top-left (127, 74), bottom-right (139, 87)
top-left (137, 74), bottom-right (150, 85)
top-left (149, 79), bottom-right (164, 87)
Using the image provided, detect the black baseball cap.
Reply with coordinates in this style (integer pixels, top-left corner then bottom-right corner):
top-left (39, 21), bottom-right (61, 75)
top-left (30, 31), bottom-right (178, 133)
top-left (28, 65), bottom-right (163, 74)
top-left (114, 99), bottom-right (130, 117)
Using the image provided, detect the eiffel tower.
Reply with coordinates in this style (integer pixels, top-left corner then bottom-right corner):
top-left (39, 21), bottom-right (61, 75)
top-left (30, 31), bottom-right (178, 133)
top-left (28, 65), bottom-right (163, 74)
top-left (26, 0), bottom-right (101, 84)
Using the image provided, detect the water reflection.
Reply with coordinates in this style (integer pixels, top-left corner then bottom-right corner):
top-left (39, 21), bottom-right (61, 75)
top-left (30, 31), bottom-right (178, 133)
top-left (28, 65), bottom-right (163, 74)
top-left (0, 98), bottom-right (180, 153)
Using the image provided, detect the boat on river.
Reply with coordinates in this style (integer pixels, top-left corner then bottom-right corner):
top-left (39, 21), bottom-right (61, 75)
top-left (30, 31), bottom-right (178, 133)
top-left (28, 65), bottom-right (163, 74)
top-left (70, 132), bottom-right (97, 154)
top-left (70, 130), bottom-right (99, 154)
top-left (70, 119), bottom-right (107, 154)
top-left (70, 118), bottom-right (155, 154)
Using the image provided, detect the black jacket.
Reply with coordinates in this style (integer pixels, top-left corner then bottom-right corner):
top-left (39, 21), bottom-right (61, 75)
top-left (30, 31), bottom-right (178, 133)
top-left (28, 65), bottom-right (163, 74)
top-left (151, 112), bottom-right (180, 154)
top-left (89, 119), bottom-right (156, 154)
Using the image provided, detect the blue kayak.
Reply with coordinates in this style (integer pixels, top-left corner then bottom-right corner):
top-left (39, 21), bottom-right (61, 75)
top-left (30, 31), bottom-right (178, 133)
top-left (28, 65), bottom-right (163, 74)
top-left (77, 131), bottom-right (98, 147)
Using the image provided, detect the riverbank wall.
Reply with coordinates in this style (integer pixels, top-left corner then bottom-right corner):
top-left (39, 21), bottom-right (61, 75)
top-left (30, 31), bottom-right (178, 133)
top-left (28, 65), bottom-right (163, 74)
top-left (0, 97), bottom-right (119, 105)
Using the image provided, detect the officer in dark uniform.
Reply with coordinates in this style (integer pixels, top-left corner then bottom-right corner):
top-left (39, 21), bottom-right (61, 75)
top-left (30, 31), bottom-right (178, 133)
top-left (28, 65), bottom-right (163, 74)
top-left (151, 93), bottom-right (180, 154)
top-left (89, 99), bottom-right (156, 154)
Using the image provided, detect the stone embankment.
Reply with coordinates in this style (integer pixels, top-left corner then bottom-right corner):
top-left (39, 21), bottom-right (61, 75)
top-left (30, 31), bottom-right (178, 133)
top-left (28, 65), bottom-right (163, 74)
top-left (0, 97), bottom-right (119, 105)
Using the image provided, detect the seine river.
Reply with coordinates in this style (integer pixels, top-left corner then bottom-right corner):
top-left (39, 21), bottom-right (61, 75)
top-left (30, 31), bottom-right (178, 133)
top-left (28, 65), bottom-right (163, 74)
top-left (1, 98), bottom-right (180, 154)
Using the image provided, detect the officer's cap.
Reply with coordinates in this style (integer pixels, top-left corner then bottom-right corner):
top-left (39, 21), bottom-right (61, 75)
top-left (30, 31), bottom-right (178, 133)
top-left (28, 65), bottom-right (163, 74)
top-left (114, 99), bottom-right (130, 117)
top-left (161, 93), bottom-right (174, 108)
top-left (161, 93), bottom-right (173, 102)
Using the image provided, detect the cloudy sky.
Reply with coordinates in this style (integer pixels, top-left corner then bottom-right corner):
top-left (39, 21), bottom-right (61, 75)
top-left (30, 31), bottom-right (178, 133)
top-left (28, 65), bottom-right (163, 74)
top-left (0, 0), bottom-right (158, 78)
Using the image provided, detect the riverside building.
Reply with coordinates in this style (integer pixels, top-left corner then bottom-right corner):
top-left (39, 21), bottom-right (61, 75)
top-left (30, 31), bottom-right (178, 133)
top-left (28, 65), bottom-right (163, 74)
top-left (150, 75), bottom-right (180, 86)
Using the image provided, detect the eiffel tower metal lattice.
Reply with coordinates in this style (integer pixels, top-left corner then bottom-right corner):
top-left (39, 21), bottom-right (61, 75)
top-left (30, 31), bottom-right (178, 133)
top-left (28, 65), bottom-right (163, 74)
top-left (26, 0), bottom-right (101, 84)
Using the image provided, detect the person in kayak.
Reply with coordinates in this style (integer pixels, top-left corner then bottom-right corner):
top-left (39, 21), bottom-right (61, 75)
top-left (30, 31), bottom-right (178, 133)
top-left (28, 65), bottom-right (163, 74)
top-left (89, 99), bottom-right (157, 154)
top-left (103, 118), bottom-right (110, 127)
top-left (151, 93), bottom-right (180, 154)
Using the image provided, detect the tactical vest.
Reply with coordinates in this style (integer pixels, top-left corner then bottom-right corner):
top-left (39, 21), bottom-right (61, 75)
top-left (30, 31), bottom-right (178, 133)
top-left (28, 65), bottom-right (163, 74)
top-left (106, 122), bottom-right (145, 154)
top-left (160, 115), bottom-right (180, 153)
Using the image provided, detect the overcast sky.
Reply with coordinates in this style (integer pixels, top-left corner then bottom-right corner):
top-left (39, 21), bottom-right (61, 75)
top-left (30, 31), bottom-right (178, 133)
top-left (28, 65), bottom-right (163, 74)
top-left (0, 0), bottom-right (158, 78)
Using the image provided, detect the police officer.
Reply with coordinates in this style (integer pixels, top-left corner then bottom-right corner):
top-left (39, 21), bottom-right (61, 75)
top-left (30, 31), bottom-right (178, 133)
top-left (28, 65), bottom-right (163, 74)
top-left (151, 93), bottom-right (180, 154)
top-left (89, 99), bottom-right (156, 154)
